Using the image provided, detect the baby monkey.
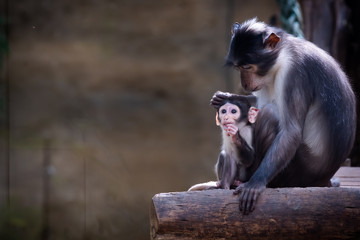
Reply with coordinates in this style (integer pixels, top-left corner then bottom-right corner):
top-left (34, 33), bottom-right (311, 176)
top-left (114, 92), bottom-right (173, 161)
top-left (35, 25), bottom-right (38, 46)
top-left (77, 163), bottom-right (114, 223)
top-left (188, 91), bottom-right (258, 191)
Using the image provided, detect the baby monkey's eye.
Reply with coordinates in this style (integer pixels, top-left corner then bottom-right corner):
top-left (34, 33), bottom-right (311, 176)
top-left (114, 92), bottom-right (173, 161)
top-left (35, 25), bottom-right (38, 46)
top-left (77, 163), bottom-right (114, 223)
top-left (221, 109), bottom-right (227, 114)
top-left (231, 109), bottom-right (237, 114)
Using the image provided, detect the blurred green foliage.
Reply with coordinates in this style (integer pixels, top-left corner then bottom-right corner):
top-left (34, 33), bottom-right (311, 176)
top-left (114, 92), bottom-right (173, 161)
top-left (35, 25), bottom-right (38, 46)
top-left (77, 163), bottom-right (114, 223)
top-left (0, 202), bottom-right (42, 240)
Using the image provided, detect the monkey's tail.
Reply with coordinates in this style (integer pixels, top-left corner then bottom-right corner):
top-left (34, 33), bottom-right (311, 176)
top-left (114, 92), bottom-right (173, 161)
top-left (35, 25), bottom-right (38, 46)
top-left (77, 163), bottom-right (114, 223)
top-left (188, 181), bottom-right (219, 191)
top-left (330, 177), bottom-right (340, 187)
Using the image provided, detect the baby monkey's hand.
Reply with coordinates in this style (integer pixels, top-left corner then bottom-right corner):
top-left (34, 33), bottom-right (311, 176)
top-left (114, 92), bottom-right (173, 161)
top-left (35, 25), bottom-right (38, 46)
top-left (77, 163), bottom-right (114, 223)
top-left (224, 123), bottom-right (239, 141)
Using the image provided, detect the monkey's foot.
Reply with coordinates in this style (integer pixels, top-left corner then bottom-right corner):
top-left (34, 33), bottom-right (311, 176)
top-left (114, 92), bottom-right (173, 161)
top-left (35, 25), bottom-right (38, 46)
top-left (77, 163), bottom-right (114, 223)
top-left (232, 180), bottom-right (242, 187)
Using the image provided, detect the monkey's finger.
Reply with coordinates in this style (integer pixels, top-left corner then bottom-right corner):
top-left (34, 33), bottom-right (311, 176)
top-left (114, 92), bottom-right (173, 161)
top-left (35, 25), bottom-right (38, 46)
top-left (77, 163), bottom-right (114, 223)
top-left (210, 93), bottom-right (228, 105)
top-left (210, 99), bottom-right (221, 105)
top-left (209, 102), bottom-right (221, 109)
top-left (214, 91), bottom-right (228, 98)
top-left (240, 190), bottom-right (249, 213)
top-left (226, 126), bottom-right (237, 135)
top-left (215, 90), bottom-right (226, 95)
top-left (228, 129), bottom-right (237, 136)
top-left (250, 192), bottom-right (259, 212)
top-left (227, 132), bottom-right (234, 137)
top-left (225, 129), bottom-right (232, 135)
top-left (228, 132), bottom-right (236, 138)
top-left (244, 190), bottom-right (254, 215)
top-left (210, 96), bottom-right (225, 104)
top-left (233, 185), bottom-right (243, 195)
top-left (226, 123), bottom-right (235, 128)
top-left (238, 191), bottom-right (244, 212)
top-left (227, 125), bottom-right (237, 132)
top-left (210, 96), bottom-right (224, 102)
top-left (247, 190), bottom-right (256, 213)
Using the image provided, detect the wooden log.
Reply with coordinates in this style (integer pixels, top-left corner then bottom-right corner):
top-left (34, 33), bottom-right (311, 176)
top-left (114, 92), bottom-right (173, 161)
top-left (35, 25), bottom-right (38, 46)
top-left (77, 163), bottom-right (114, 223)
top-left (150, 188), bottom-right (360, 239)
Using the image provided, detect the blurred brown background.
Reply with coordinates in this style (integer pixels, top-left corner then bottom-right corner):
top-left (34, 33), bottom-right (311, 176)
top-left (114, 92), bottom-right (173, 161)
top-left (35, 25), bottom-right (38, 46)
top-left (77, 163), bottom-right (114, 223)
top-left (0, 0), bottom-right (359, 239)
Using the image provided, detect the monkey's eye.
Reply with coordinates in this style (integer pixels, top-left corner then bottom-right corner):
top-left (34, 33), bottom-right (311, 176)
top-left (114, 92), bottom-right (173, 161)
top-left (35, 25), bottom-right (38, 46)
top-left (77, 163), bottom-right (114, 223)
top-left (221, 109), bottom-right (227, 114)
top-left (241, 65), bottom-right (252, 70)
top-left (231, 109), bottom-right (237, 114)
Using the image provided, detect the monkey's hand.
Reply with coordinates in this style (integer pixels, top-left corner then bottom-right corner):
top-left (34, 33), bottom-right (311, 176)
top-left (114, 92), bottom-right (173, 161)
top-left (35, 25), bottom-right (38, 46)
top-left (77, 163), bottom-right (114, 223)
top-left (210, 91), bottom-right (232, 109)
top-left (233, 180), bottom-right (266, 215)
top-left (224, 124), bottom-right (239, 139)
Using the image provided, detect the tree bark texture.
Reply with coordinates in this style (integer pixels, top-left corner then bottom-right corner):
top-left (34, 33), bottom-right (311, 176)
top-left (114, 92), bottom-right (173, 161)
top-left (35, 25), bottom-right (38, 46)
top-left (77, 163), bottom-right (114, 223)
top-left (150, 188), bottom-right (360, 239)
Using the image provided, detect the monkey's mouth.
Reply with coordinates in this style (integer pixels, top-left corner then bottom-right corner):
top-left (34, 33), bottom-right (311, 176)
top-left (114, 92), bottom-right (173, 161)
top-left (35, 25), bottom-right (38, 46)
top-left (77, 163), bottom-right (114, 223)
top-left (252, 86), bottom-right (261, 92)
top-left (243, 85), bottom-right (261, 92)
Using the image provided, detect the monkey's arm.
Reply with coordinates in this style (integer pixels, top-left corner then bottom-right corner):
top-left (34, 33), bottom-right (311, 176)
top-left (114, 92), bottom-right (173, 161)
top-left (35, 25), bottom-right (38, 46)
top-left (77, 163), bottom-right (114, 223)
top-left (234, 85), bottom-right (309, 214)
top-left (232, 130), bottom-right (254, 167)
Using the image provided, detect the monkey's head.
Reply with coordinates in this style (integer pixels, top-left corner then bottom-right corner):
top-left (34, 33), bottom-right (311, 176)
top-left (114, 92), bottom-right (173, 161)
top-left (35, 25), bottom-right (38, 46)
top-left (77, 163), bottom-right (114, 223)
top-left (217, 102), bottom-right (242, 127)
top-left (215, 98), bottom-right (258, 127)
top-left (225, 19), bottom-right (281, 92)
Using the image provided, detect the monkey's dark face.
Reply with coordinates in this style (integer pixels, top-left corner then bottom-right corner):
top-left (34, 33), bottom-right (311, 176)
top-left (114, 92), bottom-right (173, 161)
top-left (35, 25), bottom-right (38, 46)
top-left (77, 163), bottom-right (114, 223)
top-left (225, 20), bottom-right (280, 92)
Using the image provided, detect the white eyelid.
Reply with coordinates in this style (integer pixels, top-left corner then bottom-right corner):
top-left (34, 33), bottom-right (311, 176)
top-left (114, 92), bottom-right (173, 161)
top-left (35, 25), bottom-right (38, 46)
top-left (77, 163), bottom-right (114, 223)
top-left (241, 65), bottom-right (252, 70)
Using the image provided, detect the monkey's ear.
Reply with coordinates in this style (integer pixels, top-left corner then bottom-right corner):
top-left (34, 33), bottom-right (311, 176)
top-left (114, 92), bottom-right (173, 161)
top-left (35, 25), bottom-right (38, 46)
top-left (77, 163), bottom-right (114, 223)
top-left (264, 33), bottom-right (280, 49)
top-left (231, 22), bottom-right (241, 35)
top-left (248, 107), bottom-right (259, 124)
top-left (216, 112), bottom-right (221, 126)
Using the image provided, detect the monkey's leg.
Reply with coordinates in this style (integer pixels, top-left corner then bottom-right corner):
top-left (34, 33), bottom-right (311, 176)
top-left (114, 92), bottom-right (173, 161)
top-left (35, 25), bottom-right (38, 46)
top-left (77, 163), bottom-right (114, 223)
top-left (220, 155), bottom-right (237, 190)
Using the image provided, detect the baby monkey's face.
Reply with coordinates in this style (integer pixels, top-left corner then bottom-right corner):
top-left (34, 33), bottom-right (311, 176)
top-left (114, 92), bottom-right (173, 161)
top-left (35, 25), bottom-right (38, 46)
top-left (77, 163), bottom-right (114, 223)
top-left (218, 103), bottom-right (241, 126)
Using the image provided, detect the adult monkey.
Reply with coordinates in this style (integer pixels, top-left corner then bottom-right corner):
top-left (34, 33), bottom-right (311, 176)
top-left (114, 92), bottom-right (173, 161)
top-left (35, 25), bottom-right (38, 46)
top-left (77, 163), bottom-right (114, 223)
top-left (214, 19), bottom-right (356, 214)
